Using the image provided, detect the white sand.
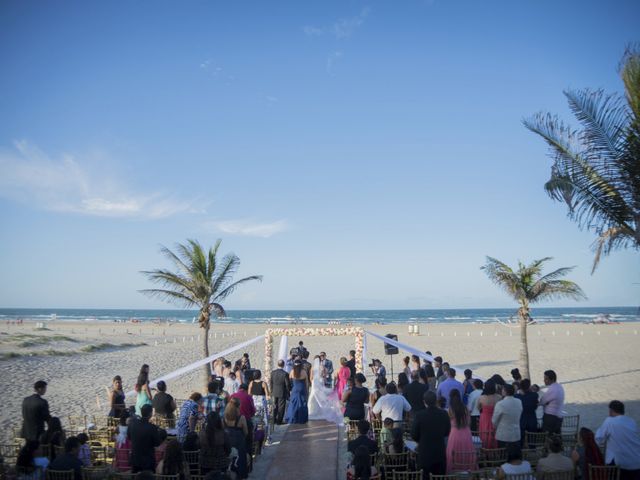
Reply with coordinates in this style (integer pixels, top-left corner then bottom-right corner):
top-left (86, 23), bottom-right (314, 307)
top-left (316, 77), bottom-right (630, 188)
top-left (1, 320), bottom-right (639, 442)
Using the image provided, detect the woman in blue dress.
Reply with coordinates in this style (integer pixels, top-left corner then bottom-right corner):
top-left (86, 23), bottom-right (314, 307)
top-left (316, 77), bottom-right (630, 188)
top-left (285, 360), bottom-right (309, 424)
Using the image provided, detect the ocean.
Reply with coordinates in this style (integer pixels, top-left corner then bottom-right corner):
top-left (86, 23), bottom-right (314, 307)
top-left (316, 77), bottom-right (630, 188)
top-left (0, 306), bottom-right (637, 324)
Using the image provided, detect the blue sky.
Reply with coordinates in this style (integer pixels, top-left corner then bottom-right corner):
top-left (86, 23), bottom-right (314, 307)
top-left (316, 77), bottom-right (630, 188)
top-left (0, 0), bottom-right (638, 309)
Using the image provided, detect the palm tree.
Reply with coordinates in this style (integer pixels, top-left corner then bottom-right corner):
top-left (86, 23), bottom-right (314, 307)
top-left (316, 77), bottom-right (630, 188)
top-left (140, 239), bottom-right (262, 386)
top-left (523, 46), bottom-right (640, 272)
top-left (481, 256), bottom-right (586, 380)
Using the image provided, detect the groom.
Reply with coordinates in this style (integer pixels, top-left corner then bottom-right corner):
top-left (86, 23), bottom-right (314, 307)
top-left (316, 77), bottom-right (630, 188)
top-left (319, 352), bottom-right (334, 388)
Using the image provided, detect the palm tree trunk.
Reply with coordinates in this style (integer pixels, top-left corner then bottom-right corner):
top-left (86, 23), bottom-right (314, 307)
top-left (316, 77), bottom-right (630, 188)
top-left (518, 304), bottom-right (531, 380)
top-left (201, 308), bottom-right (211, 389)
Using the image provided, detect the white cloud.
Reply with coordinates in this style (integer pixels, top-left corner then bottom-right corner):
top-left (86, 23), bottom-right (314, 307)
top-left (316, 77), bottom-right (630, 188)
top-left (0, 141), bottom-right (199, 219)
top-left (206, 219), bottom-right (288, 238)
top-left (326, 51), bottom-right (343, 75)
top-left (303, 7), bottom-right (371, 40)
top-left (302, 25), bottom-right (324, 36)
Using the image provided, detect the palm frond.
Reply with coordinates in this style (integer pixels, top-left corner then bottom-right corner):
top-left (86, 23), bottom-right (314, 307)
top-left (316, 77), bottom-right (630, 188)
top-left (481, 257), bottom-right (526, 301)
top-left (138, 289), bottom-right (199, 308)
top-left (212, 253), bottom-right (240, 295)
top-left (210, 302), bottom-right (227, 318)
top-left (590, 226), bottom-right (631, 273)
top-left (531, 280), bottom-right (587, 303)
top-left (214, 275), bottom-right (263, 302)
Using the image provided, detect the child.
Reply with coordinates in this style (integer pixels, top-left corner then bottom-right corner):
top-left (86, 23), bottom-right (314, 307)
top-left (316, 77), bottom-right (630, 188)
top-left (378, 417), bottom-right (394, 450)
top-left (76, 433), bottom-right (91, 467)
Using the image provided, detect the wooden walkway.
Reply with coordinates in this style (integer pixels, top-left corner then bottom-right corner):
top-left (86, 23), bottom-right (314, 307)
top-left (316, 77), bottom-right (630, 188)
top-left (265, 420), bottom-right (342, 480)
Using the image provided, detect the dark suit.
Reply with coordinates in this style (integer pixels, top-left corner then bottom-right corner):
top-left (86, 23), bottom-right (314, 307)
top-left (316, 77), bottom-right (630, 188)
top-left (403, 381), bottom-right (428, 412)
top-left (345, 358), bottom-right (356, 379)
top-left (21, 394), bottom-right (51, 441)
top-left (270, 368), bottom-right (291, 425)
top-left (127, 417), bottom-right (162, 472)
top-left (49, 452), bottom-right (82, 480)
top-left (411, 406), bottom-right (451, 479)
top-left (348, 434), bottom-right (379, 455)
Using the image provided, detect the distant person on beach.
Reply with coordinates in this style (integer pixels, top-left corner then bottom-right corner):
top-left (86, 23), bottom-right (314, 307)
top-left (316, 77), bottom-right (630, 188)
top-left (128, 404), bottom-right (162, 473)
top-left (437, 367), bottom-right (464, 409)
top-left (595, 400), bottom-right (640, 480)
top-left (492, 384), bottom-right (522, 448)
top-left (135, 364), bottom-right (153, 416)
top-left (540, 370), bottom-right (565, 434)
top-left (21, 380), bottom-right (51, 442)
top-left (109, 375), bottom-right (126, 418)
top-left (152, 381), bottom-right (176, 419)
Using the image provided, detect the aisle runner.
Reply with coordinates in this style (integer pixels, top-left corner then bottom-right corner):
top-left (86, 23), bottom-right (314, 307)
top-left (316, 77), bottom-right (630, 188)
top-left (265, 421), bottom-right (340, 480)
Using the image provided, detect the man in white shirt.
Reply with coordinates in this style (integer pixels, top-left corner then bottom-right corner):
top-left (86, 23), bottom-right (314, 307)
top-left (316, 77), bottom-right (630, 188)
top-left (467, 378), bottom-right (483, 431)
top-left (224, 372), bottom-right (240, 395)
top-left (595, 400), bottom-right (640, 480)
top-left (492, 384), bottom-right (523, 448)
top-left (372, 383), bottom-right (411, 427)
top-left (540, 369), bottom-right (565, 434)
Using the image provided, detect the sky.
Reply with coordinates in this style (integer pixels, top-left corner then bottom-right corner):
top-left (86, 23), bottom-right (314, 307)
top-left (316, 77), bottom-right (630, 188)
top-left (0, 0), bottom-right (638, 310)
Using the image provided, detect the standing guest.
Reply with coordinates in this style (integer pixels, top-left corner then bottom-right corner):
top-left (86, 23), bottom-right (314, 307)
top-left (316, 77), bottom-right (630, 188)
top-left (335, 358), bottom-right (351, 399)
top-left (223, 398), bottom-right (249, 480)
top-left (296, 341), bottom-right (308, 357)
top-left (411, 391), bottom-right (451, 479)
top-left (372, 359), bottom-right (387, 381)
top-left (76, 433), bottom-right (91, 467)
top-left (571, 427), bottom-right (604, 480)
top-left (224, 372), bottom-right (240, 395)
top-left (536, 435), bottom-right (574, 477)
top-left (21, 380), bottom-right (51, 442)
top-left (410, 355), bottom-right (421, 375)
top-left (467, 379), bottom-right (484, 432)
top-left (496, 443), bottom-right (532, 480)
top-left (176, 393), bottom-right (203, 444)
top-left (492, 384), bottom-right (523, 448)
top-left (343, 373), bottom-right (369, 421)
top-left (135, 364), bottom-right (153, 416)
top-left (347, 445), bottom-right (379, 480)
top-left (230, 384), bottom-right (256, 422)
top-left (203, 380), bottom-right (223, 416)
top-left (439, 362), bottom-right (450, 388)
top-left (446, 389), bottom-right (477, 473)
top-left (433, 357), bottom-right (444, 382)
top-left (319, 352), bottom-right (334, 388)
top-left (128, 404), bottom-right (162, 473)
top-left (113, 411), bottom-right (132, 472)
top-left (285, 361), bottom-right (309, 424)
top-left (347, 420), bottom-right (379, 455)
top-left (397, 372), bottom-right (409, 395)
top-left (515, 379), bottom-right (539, 443)
top-left (39, 417), bottom-right (65, 460)
top-left (436, 368), bottom-right (464, 409)
top-left (478, 379), bottom-right (500, 448)
top-left (403, 356), bottom-right (412, 378)
top-left (372, 383), bottom-right (411, 428)
top-left (511, 368), bottom-right (523, 384)
top-left (16, 440), bottom-right (49, 479)
top-left (370, 376), bottom-right (387, 412)
top-left (155, 439), bottom-right (190, 480)
top-left (422, 355), bottom-right (437, 392)
top-left (595, 400), bottom-right (640, 480)
top-left (248, 370), bottom-right (270, 433)
top-left (462, 369), bottom-right (474, 404)
top-left (152, 381), bottom-right (177, 419)
top-left (540, 370), bottom-right (565, 434)
top-left (301, 351), bottom-right (313, 389)
top-left (404, 371), bottom-right (429, 413)
top-left (222, 360), bottom-right (232, 379)
top-left (199, 411), bottom-right (230, 476)
top-left (108, 376), bottom-right (126, 418)
top-left (346, 350), bottom-right (357, 379)
top-left (270, 360), bottom-right (291, 425)
top-left (213, 358), bottom-right (225, 377)
top-left (48, 437), bottom-right (83, 480)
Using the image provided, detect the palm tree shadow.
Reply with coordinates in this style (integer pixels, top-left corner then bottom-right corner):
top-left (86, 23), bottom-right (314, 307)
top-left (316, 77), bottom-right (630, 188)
top-left (562, 368), bottom-right (640, 385)
top-left (455, 360), bottom-right (516, 370)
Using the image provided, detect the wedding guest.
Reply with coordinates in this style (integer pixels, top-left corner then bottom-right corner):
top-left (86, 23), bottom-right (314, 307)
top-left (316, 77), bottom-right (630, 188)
top-left (370, 376), bottom-right (387, 412)
top-left (540, 370), bottom-right (565, 434)
top-left (493, 384), bottom-right (523, 448)
top-left (135, 364), bottom-right (153, 416)
top-left (16, 440), bottom-right (49, 479)
top-left (49, 437), bottom-right (83, 480)
top-left (128, 404), bottom-right (162, 473)
top-left (346, 350), bottom-right (357, 379)
top-left (595, 400), bottom-right (640, 480)
top-left (301, 351), bottom-right (313, 388)
top-left (155, 439), bottom-right (189, 480)
top-left (496, 443), bottom-right (532, 480)
top-left (402, 356), bottom-right (412, 378)
top-left (537, 435), bottom-right (574, 477)
top-left (223, 398), bottom-right (248, 479)
top-left (439, 362), bottom-right (450, 388)
top-left (249, 370), bottom-right (270, 433)
top-left (230, 384), bottom-right (256, 422)
top-left (478, 379), bottom-right (500, 448)
top-left (384, 428), bottom-right (408, 455)
top-left (511, 368), bottom-right (523, 384)
top-left (40, 417), bottom-right (65, 460)
top-left (203, 380), bottom-right (223, 416)
top-left (270, 360), bottom-right (291, 425)
top-left (411, 391), bottom-right (451, 479)
top-left (347, 445), bottom-right (379, 480)
top-left (335, 357), bottom-right (351, 399)
top-left (372, 359), bottom-right (387, 381)
top-left (515, 379), bottom-right (539, 444)
top-left (114, 411), bottom-right (132, 471)
top-left (222, 360), bottom-right (232, 379)
top-left (433, 356), bottom-right (444, 382)
top-left (224, 372), bottom-right (240, 395)
top-left (285, 361), bottom-right (309, 425)
top-left (397, 372), bottom-right (409, 395)
top-left (446, 389), bottom-right (477, 473)
top-left (378, 417), bottom-right (395, 449)
top-left (410, 355), bottom-right (421, 375)
top-left (403, 370), bottom-right (428, 413)
top-left (319, 352), bottom-right (334, 388)
top-left (109, 376), bottom-right (126, 418)
top-left (490, 374), bottom-right (507, 389)
top-left (422, 355), bottom-right (436, 391)
top-left (571, 427), bottom-right (604, 480)
top-left (199, 411), bottom-right (230, 476)
top-left (343, 373), bottom-right (369, 421)
top-left (76, 433), bottom-right (91, 467)
top-left (154, 429), bottom-right (169, 465)
top-left (21, 380), bottom-right (51, 442)
top-left (372, 383), bottom-right (411, 428)
top-left (183, 431), bottom-right (200, 452)
top-left (153, 380), bottom-right (177, 419)
top-left (467, 379), bottom-right (483, 431)
top-left (436, 367), bottom-right (464, 409)
top-left (462, 369), bottom-right (474, 404)
top-left (176, 393), bottom-right (203, 444)
top-left (347, 420), bottom-right (378, 455)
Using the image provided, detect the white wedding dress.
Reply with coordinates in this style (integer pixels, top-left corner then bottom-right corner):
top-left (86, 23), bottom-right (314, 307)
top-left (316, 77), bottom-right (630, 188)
top-left (308, 358), bottom-right (344, 425)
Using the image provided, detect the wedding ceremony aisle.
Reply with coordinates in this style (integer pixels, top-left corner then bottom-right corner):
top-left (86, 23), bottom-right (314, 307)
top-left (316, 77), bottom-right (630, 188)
top-left (265, 420), bottom-right (342, 479)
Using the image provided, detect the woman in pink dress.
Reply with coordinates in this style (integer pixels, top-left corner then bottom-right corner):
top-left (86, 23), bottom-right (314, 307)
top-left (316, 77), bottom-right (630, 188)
top-left (334, 357), bottom-right (351, 399)
top-left (478, 379), bottom-right (500, 448)
top-left (446, 389), bottom-right (477, 473)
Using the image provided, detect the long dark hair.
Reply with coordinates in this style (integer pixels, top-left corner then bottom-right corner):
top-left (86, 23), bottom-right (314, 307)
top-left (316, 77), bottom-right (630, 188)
top-left (353, 445), bottom-right (371, 480)
top-left (579, 427), bottom-right (604, 475)
top-left (16, 440), bottom-right (39, 472)
top-left (449, 389), bottom-right (468, 428)
top-left (482, 379), bottom-right (497, 395)
top-left (162, 439), bottom-right (185, 475)
top-left (293, 362), bottom-right (303, 378)
top-left (205, 411), bottom-right (224, 446)
top-left (391, 428), bottom-right (404, 453)
top-left (397, 373), bottom-right (409, 390)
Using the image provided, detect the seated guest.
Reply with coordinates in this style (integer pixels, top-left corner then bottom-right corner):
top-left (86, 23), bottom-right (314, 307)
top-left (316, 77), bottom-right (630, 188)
top-left (128, 404), bottom-right (162, 473)
top-left (347, 420), bottom-right (378, 455)
top-left (537, 435), bottom-right (574, 477)
top-left (177, 392), bottom-right (203, 444)
top-left (571, 427), bottom-right (604, 480)
top-left (347, 445), bottom-right (379, 480)
top-left (156, 439), bottom-right (190, 480)
top-left (39, 417), bottom-right (65, 460)
top-left (371, 383), bottom-right (411, 427)
top-left (183, 431), bottom-right (200, 452)
top-left (383, 428), bottom-right (408, 455)
top-left (16, 440), bottom-right (49, 480)
top-left (49, 437), bottom-right (83, 480)
top-left (378, 417), bottom-right (395, 450)
top-left (223, 398), bottom-right (249, 480)
top-left (76, 433), bottom-right (91, 467)
top-left (154, 429), bottom-right (169, 465)
top-left (496, 443), bottom-right (533, 480)
top-left (114, 411), bottom-right (132, 471)
top-left (199, 411), bottom-right (231, 476)
top-left (152, 381), bottom-right (177, 419)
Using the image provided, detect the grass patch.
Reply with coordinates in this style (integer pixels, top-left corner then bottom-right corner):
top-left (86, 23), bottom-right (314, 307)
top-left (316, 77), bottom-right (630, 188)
top-left (42, 349), bottom-right (75, 356)
top-left (17, 335), bottom-right (77, 347)
top-left (81, 342), bottom-right (146, 352)
top-left (0, 352), bottom-right (21, 360)
top-left (0, 341), bottom-right (147, 360)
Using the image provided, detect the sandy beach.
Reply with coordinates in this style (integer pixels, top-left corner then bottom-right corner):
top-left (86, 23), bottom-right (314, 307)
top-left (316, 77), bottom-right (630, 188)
top-left (1, 320), bottom-right (639, 442)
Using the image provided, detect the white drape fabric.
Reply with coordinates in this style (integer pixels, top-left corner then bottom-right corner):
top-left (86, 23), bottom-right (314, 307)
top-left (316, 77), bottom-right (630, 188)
top-left (277, 335), bottom-right (289, 362)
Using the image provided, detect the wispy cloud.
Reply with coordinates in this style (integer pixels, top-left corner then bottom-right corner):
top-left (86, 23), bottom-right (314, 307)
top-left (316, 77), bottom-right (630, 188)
top-left (0, 141), bottom-right (199, 219)
top-left (205, 219), bottom-right (288, 238)
top-left (303, 7), bottom-right (371, 40)
top-left (326, 51), bottom-right (343, 75)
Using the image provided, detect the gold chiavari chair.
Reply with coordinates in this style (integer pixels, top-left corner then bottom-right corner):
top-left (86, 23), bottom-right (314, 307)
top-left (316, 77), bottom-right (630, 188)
top-left (152, 416), bottom-right (176, 429)
top-left (182, 450), bottom-right (200, 475)
top-left (393, 471), bottom-right (423, 480)
top-left (522, 447), bottom-right (545, 468)
top-left (46, 470), bottom-right (75, 480)
top-left (561, 415), bottom-right (580, 436)
top-left (543, 470), bottom-right (576, 480)
top-left (0, 443), bottom-right (21, 465)
top-left (450, 450), bottom-right (479, 473)
top-left (467, 467), bottom-right (495, 480)
top-left (380, 451), bottom-right (409, 477)
top-left (524, 430), bottom-right (548, 449)
top-left (81, 465), bottom-right (111, 480)
top-left (89, 445), bottom-right (108, 465)
top-left (67, 415), bottom-right (88, 434)
top-left (478, 447), bottom-right (507, 468)
top-left (589, 465), bottom-right (621, 480)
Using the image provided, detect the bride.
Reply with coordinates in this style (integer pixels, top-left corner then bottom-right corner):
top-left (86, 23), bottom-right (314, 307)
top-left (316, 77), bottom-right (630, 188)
top-left (308, 356), bottom-right (344, 425)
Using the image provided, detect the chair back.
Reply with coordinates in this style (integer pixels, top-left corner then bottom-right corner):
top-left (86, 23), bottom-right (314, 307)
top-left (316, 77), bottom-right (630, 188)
top-left (429, 475), bottom-right (459, 480)
top-left (382, 451), bottom-right (409, 474)
top-left (67, 415), bottom-right (88, 433)
top-left (504, 474), bottom-right (534, 480)
top-left (46, 470), bottom-right (76, 480)
top-left (524, 431), bottom-right (548, 449)
top-left (392, 471), bottom-right (423, 480)
top-left (81, 465), bottom-right (110, 480)
top-left (521, 447), bottom-right (544, 468)
top-left (561, 415), bottom-right (580, 434)
top-left (89, 445), bottom-right (108, 465)
top-left (0, 443), bottom-right (20, 465)
top-left (152, 416), bottom-right (176, 429)
top-left (589, 465), bottom-right (621, 480)
top-left (450, 450), bottom-right (478, 472)
top-left (182, 449), bottom-right (200, 474)
top-left (544, 470), bottom-right (575, 480)
top-left (479, 447), bottom-right (507, 467)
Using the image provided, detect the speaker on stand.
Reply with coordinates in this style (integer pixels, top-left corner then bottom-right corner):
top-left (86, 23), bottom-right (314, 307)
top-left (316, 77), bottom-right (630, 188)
top-left (384, 334), bottom-right (399, 381)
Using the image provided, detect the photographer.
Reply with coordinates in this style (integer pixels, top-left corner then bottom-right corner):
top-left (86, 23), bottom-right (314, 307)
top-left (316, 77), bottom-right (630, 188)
top-left (370, 359), bottom-right (387, 381)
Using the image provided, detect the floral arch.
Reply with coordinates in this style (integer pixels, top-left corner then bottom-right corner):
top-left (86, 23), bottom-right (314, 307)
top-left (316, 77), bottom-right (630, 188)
top-left (263, 326), bottom-right (365, 385)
